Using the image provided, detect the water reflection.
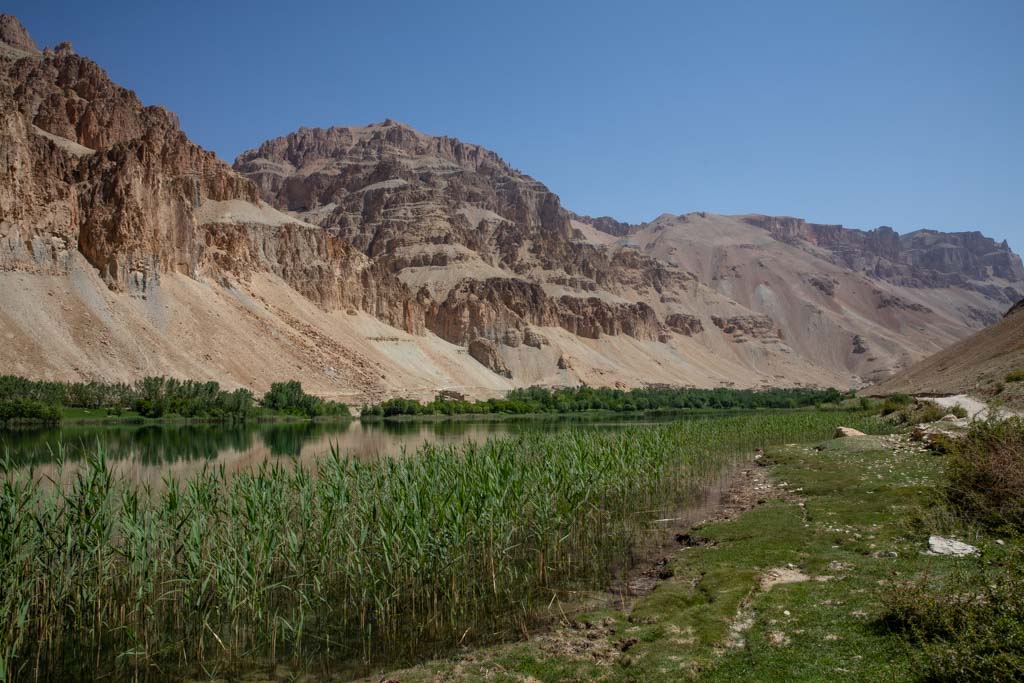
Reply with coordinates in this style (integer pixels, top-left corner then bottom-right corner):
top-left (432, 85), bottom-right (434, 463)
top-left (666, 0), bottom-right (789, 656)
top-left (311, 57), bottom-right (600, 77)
top-left (1, 414), bottom-right (682, 486)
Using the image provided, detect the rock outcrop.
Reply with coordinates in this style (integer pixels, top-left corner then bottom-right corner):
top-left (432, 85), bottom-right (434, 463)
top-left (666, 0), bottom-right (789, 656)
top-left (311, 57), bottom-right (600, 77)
top-left (232, 121), bottom-right (713, 372)
top-left (711, 315), bottom-right (779, 341)
top-left (665, 313), bottom-right (704, 336)
top-left (617, 211), bottom-right (1024, 384)
top-left (0, 19), bottom-right (420, 331)
top-left (568, 212), bottom-right (640, 238)
top-left (467, 338), bottom-right (512, 378)
top-left (0, 15), bottom-right (38, 54)
top-left (743, 214), bottom-right (1024, 301)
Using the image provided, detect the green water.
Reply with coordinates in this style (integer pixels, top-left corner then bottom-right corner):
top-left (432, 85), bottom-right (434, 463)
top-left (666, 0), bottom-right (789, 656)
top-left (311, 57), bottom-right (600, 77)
top-left (0, 413), bottom-right (686, 485)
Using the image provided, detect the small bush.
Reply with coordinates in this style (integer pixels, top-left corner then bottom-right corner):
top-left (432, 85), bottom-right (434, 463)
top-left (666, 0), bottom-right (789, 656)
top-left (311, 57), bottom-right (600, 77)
top-left (945, 417), bottom-right (1024, 531)
top-left (887, 400), bottom-right (949, 425)
top-left (889, 393), bottom-right (913, 407)
top-left (881, 393), bottom-right (912, 415)
top-left (1006, 371), bottom-right (1024, 383)
top-left (883, 546), bottom-right (1024, 681)
top-left (948, 404), bottom-right (969, 419)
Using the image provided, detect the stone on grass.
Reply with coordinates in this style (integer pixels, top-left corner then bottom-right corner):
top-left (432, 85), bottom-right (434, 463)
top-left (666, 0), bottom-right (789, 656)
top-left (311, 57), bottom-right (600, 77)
top-left (927, 535), bottom-right (979, 557)
top-left (834, 427), bottom-right (866, 438)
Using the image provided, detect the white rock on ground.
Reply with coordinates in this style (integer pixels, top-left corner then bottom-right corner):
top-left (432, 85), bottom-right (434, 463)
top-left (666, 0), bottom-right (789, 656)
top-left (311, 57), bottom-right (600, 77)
top-left (834, 427), bottom-right (866, 438)
top-left (928, 535), bottom-right (979, 557)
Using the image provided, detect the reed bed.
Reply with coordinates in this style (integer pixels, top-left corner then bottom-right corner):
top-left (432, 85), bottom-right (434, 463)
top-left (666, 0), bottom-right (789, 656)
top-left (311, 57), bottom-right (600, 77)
top-left (0, 411), bottom-right (886, 680)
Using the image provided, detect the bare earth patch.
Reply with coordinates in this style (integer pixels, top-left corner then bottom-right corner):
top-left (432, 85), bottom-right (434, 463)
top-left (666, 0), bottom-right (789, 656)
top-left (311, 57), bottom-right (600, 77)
top-left (760, 566), bottom-right (811, 591)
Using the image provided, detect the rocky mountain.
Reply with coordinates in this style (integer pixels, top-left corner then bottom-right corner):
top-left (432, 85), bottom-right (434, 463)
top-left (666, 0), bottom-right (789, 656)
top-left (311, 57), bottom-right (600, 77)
top-left (611, 213), bottom-right (1022, 382)
top-left (233, 123), bottom-right (847, 389)
top-left (1, 14), bottom-right (1020, 401)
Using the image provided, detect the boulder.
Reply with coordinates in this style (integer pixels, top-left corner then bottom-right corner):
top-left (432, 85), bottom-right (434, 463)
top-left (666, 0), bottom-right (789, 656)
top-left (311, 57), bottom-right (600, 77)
top-left (467, 338), bottom-right (512, 378)
top-left (834, 427), bottom-right (866, 438)
top-left (927, 535), bottom-right (979, 557)
top-left (522, 327), bottom-right (547, 348)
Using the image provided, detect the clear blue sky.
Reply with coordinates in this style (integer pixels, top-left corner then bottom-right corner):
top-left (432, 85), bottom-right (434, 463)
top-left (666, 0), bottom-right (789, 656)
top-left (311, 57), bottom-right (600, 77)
top-left (11, 0), bottom-right (1023, 252)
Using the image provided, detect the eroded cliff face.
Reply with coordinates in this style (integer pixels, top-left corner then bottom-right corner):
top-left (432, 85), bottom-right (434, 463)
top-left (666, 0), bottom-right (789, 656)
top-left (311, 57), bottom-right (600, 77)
top-left (234, 122), bottom-right (727, 378)
top-left (0, 18), bottom-right (419, 332)
top-left (0, 14), bottom-right (38, 55)
top-left (742, 215), bottom-right (1024, 300)
top-left (617, 211), bottom-right (1024, 384)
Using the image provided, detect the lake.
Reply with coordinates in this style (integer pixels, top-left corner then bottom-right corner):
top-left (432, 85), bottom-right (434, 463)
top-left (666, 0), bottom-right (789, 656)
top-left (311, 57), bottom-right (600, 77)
top-left (0, 413), bottom-right (687, 486)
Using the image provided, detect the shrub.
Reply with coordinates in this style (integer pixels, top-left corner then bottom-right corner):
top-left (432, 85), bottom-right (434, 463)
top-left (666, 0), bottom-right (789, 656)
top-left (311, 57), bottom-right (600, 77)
top-left (1006, 371), bottom-right (1024, 383)
top-left (945, 417), bottom-right (1024, 531)
top-left (887, 400), bottom-right (950, 425)
top-left (948, 404), bottom-right (969, 419)
top-left (883, 546), bottom-right (1024, 682)
top-left (881, 393), bottom-right (912, 415)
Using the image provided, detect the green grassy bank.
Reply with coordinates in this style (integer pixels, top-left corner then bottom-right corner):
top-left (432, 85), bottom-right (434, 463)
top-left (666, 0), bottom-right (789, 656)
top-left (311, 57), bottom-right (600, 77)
top-left (376, 418), bottom-right (1023, 682)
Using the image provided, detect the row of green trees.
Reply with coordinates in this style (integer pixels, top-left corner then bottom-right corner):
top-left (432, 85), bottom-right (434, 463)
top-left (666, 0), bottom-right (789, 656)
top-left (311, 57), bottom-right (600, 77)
top-left (261, 381), bottom-right (351, 418)
top-left (362, 385), bottom-right (850, 417)
top-left (0, 376), bottom-right (349, 425)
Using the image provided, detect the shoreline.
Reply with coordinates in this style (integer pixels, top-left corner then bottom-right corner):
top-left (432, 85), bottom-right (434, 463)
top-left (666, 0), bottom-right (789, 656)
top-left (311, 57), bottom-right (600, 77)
top-left (1, 404), bottom-right (845, 431)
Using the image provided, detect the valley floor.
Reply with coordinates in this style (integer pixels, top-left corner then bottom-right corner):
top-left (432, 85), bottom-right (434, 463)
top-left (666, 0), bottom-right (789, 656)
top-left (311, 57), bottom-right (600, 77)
top-left (365, 432), bottom-right (999, 682)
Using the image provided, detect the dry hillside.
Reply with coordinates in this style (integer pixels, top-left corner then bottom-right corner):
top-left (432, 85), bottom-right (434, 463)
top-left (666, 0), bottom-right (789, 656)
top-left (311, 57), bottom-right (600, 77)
top-left (867, 300), bottom-right (1024, 397)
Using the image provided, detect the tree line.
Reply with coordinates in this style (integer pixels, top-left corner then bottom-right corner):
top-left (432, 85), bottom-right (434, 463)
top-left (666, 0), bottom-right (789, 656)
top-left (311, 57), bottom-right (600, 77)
top-left (0, 376), bottom-right (349, 426)
top-left (361, 385), bottom-right (850, 417)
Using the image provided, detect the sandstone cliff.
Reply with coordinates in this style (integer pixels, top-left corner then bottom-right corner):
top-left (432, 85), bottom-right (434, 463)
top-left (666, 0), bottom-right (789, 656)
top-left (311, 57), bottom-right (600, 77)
top-left (0, 18), bottom-right (418, 332)
top-left (741, 214), bottom-right (1023, 298)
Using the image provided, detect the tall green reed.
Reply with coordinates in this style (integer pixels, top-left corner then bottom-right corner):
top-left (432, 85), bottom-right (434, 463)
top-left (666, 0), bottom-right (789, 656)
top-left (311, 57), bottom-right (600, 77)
top-left (0, 411), bottom-right (887, 680)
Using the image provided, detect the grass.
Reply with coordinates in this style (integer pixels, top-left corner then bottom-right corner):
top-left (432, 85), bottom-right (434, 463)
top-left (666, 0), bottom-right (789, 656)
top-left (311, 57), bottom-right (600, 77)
top-left (379, 430), bottom-right (1009, 682)
top-left (0, 411), bottom-right (887, 681)
top-left (879, 417), bottom-right (1024, 681)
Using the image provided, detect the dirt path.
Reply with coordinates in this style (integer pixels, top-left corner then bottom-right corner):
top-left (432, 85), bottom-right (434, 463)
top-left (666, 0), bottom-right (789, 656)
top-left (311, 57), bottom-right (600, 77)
top-left (928, 394), bottom-right (990, 419)
top-left (926, 394), bottom-right (1021, 419)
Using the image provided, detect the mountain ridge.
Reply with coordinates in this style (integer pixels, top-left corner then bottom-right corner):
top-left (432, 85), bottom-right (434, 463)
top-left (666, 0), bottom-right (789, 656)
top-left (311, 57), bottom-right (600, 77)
top-left (2, 14), bottom-right (1020, 400)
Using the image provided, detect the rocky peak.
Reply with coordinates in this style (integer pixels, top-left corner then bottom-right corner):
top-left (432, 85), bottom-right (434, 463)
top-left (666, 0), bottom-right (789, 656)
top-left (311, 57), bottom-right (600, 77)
top-left (0, 14), bottom-right (39, 54)
top-left (235, 121), bottom-right (575, 262)
top-left (569, 212), bottom-right (641, 237)
top-left (236, 120), bottom-right (511, 179)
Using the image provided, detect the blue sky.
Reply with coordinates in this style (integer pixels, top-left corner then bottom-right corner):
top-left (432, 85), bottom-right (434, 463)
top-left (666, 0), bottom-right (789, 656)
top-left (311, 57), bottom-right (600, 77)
top-left (10, 0), bottom-right (1023, 252)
